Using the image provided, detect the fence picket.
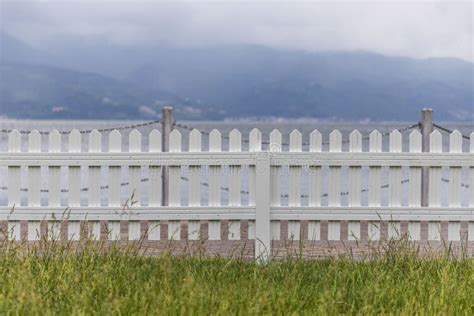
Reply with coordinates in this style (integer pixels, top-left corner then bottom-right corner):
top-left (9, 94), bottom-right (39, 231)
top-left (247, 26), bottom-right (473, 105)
top-left (187, 221), bottom-right (199, 240)
top-left (127, 132), bottom-right (143, 240)
top-left (228, 129), bottom-right (242, 240)
top-left (448, 130), bottom-right (463, 242)
top-left (348, 130), bottom-right (362, 206)
top-left (68, 130), bottom-right (81, 207)
top-left (248, 129), bottom-right (261, 246)
top-left (367, 130), bottom-right (382, 240)
top-left (348, 221), bottom-right (360, 240)
top-left (89, 221), bottom-right (100, 240)
top-left (269, 129), bottom-right (281, 207)
top-left (308, 130), bottom-right (322, 207)
top-left (448, 130), bottom-right (462, 207)
top-left (368, 221), bottom-right (380, 241)
top-left (448, 221), bottom-right (461, 241)
top-left (288, 130), bottom-right (302, 240)
top-left (48, 130), bottom-right (61, 207)
top-left (168, 221), bottom-right (180, 241)
top-left (7, 130), bottom-right (21, 207)
top-left (348, 130), bottom-right (362, 241)
top-left (48, 221), bottom-right (61, 241)
top-left (248, 128), bottom-right (261, 206)
top-left (148, 221), bottom-right (160, 241)
top-left (129, 130), bottom-right (142, 206)
top-left (328, 130), bottom-right (341, 207)
top-left (388, 221), bottom-right (401, 240)
top-left (428, 221), bottom-right (441, 241)
top-left (47, 131), bottom-right (62, 240)
top-left (389, 130), bottom-right (402, 207)
top-left (328, 130), bottom-right (342, 241)
top-left (108, 130), bottom-right (122, 207)
top-left (28, 221), bottom-right (41, 241)
top-left (308, 221), bottom-right (320, 241)
top-left (328, 221), bottom-right (340, 241)
top-left (228, 129), bottom-right (242, 206)
top-left (208, 129), bottom-right (222, 240)
top-left (368, 130), bottom-right (382, 207)
top-left (255, 150), bottom-right (270, 260)
top-left (108, 221), bottom-right (120, 240)
top-left (467, 132), bottom-right (474, 240)
top-left (409, 130), bottom-right (422, 207)
top-left (68, 221), bottom-right (80, 241)
top-left (129, 221), bottom-right (141, 240)
top-left (169, 129), bottom-right (182, 206)
top-left (429, 130), bottom-right (442, 207)
top-left (269, 129), bottom-right (281, 241)
top-left (28, 130), bottom-right (41, 207)
top-left (470, 133), bottom-right (474, 209)
top-left (308, 131), bottom-right (322, 241)
top-left (87, 130), bottom-right (101, 240)
top-left (187, 129), bottom-right (202, 240)
top-left (289, 130), bottom-right (302, 207)
top-left (88, 130), bottom-right (101, 207)
top-left (208, 130), bottom-right (221, 206)
top-left (408, 221), bottom-right (421, 240)
top-left (188, 129), bottom-right (201, 207)
top-left (5, 138), bottom-right (20, 240)
top-left (148, 129), bottom-right (162, 207)
top-left (8, 221), bottom-right (21, 241)
top-left (168, 129), bottom-right (182, 240)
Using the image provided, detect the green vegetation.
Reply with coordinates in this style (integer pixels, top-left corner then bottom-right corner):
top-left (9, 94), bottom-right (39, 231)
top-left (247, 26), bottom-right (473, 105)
top-left (0, 240), bottom-right (472, 315)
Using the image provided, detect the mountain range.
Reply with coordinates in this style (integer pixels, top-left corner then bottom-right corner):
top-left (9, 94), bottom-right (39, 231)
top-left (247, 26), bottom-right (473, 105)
top-left (1, 32), bottom-right (472, 121)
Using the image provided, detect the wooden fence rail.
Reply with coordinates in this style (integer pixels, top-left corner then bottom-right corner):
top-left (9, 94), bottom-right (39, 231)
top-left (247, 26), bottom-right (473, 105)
top-left (0, 118), bottom-right (473, 259)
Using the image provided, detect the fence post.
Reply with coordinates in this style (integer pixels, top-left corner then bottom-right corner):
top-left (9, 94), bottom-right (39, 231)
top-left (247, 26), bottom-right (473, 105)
top-left (255, 152), bottom-right (271, 262)
top-left (161, 106), bottom-right (174, 206)
top-left (420, 108), bottom-right (433, 207)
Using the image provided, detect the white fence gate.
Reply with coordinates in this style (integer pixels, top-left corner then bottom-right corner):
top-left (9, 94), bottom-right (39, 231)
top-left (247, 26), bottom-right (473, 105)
top-left (1, 125), bottom-right (473, 259)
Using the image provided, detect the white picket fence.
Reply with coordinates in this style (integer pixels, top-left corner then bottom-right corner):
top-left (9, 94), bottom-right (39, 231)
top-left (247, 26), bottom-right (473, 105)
top-left (1, 127), bottom-right (473, 259)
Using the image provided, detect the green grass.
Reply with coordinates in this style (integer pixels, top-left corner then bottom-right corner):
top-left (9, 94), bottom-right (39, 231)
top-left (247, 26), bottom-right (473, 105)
top-left (0, 240), bottom-right (473, 315)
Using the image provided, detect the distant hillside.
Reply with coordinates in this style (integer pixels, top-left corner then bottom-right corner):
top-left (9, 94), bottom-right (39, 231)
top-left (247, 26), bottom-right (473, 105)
top-left (0, 62), bottom-right (192, 119)
top-left (127, 46), bottom-right (474, 121)
top-left (0, 32), bottom-right (50, 65)
top-left (1, 32), bottom-right (473, 120)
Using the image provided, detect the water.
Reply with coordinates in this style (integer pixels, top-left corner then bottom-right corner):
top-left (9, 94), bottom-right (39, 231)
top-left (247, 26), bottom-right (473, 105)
top-left (1, 119), bottom-right (473, 207)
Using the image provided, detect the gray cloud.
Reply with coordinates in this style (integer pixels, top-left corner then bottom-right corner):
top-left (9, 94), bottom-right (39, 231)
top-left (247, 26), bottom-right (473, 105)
top-left (1, 0), bottom-right (472, 61)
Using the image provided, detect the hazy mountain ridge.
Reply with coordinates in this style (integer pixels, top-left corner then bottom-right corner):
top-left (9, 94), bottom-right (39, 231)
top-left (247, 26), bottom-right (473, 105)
top-left (1, 32), bottom-right (472, 120)
top-left (127, 47), bottom-right (473, 120)
top-left (0, 61), bottom-right (189, 119)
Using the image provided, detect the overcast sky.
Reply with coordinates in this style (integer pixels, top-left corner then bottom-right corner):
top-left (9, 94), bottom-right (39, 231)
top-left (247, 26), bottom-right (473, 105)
top-left (1, 0), bottom-right (473, 61)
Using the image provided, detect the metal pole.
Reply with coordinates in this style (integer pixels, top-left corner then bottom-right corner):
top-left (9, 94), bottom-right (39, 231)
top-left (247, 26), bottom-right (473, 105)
top-left (420, 108), bottom-right (433, 207)
top-left (162, 106), bottom-right (174, 206)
